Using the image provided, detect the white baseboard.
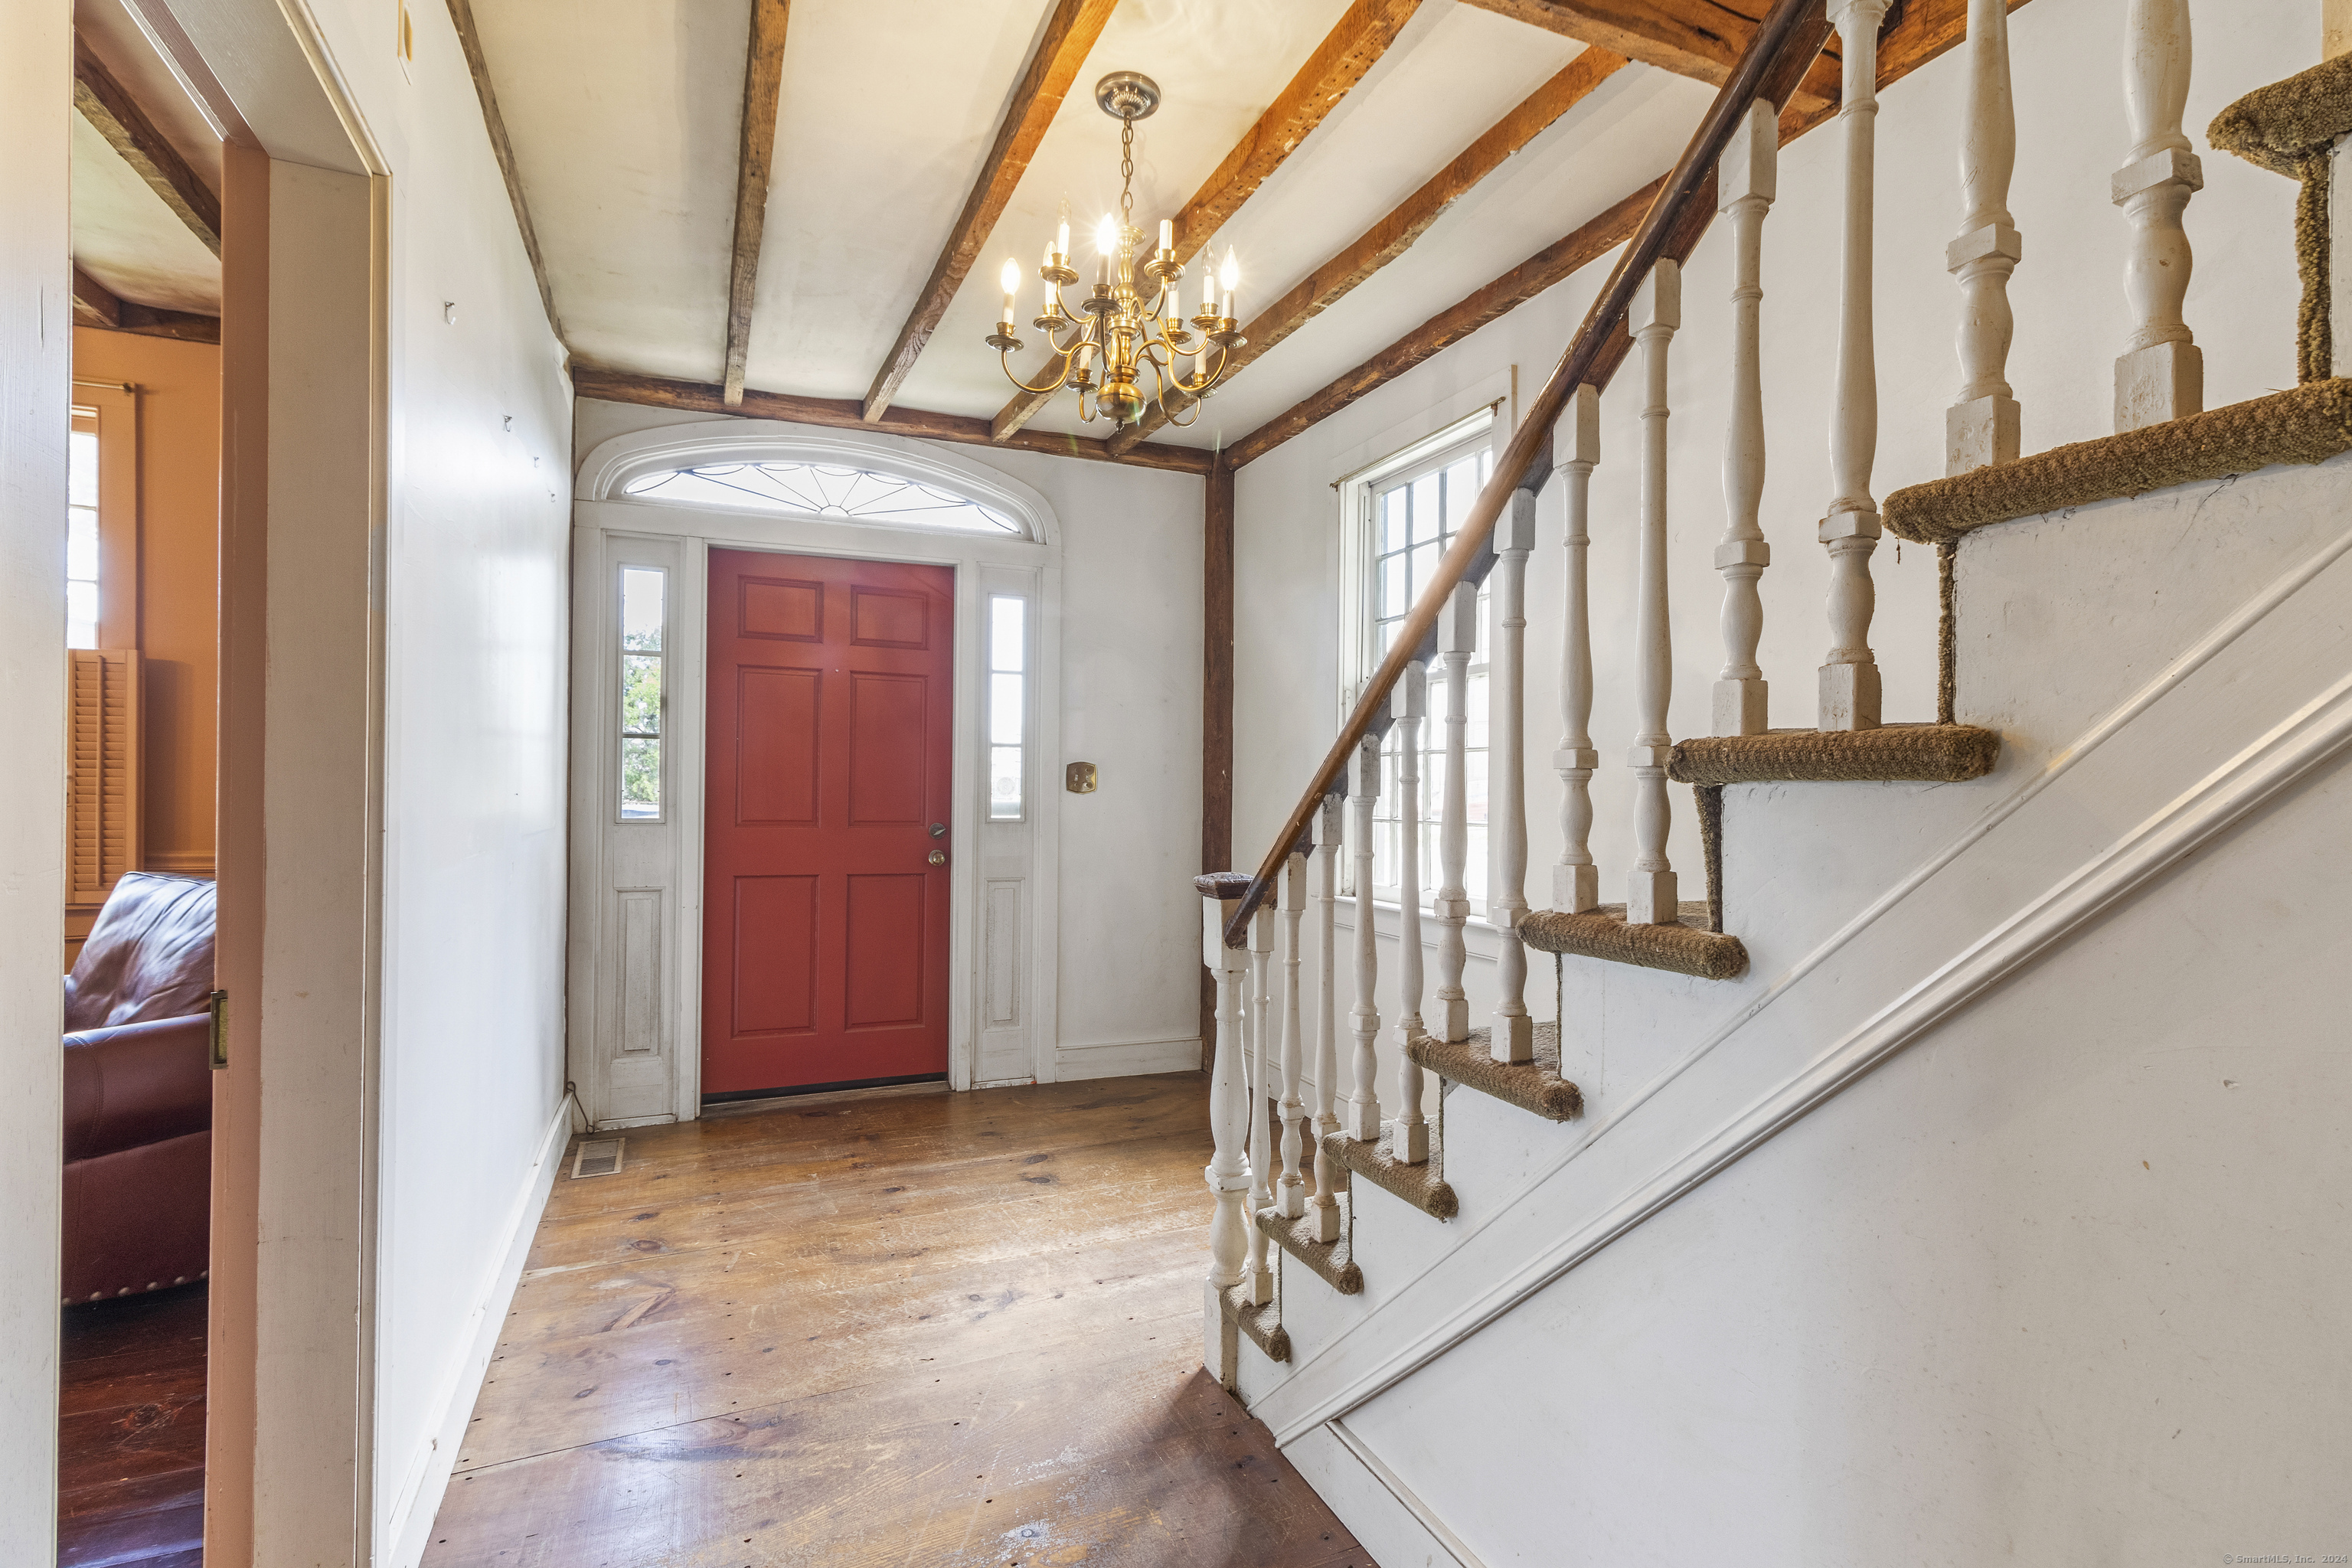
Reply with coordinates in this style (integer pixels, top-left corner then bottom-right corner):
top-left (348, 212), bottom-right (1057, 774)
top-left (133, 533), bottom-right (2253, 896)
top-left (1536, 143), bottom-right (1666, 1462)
top-left (380, 1098), bottom-right (570, 1567)
top-left (1283, 1419), bottom-right (1483, 1568)
top-left (1052, 1034), bottom-right (1200, 1081)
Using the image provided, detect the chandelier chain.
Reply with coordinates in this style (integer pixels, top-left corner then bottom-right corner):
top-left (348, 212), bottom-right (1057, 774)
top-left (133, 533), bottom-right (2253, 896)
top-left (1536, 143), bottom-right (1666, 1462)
top-left (1119, 115), bottom-right (1135, 228)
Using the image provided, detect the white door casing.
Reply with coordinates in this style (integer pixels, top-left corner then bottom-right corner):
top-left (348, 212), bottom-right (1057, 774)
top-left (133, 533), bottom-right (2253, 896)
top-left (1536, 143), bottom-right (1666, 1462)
top-left (567, 420), bottom-right (1063, 1126)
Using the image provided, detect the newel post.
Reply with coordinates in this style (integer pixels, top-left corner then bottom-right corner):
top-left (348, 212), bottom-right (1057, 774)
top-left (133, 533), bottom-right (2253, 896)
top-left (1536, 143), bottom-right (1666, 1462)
top-left (1200, 882), bottom-right (1249, 1383)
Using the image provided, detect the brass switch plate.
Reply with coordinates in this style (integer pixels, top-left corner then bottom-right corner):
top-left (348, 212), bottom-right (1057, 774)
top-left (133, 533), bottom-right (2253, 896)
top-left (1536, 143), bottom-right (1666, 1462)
top-left (1066, 761), bottom-right (1098, 794)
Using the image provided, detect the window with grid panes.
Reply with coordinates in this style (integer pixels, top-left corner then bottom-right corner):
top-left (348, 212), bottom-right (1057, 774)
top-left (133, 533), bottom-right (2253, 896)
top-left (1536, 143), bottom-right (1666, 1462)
top-left (1364, 434), bottom-right (1494, 911)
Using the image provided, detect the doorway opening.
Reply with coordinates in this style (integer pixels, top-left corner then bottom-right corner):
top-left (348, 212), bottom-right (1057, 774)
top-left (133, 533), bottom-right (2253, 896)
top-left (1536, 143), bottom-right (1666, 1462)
top-left (701, 548), bottom-right (956, 1099)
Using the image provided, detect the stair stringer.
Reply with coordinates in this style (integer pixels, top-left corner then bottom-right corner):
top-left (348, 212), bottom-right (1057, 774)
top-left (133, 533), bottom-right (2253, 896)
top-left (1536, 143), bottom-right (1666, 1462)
top-left (1236, 456), bottom-right (2352, 1486)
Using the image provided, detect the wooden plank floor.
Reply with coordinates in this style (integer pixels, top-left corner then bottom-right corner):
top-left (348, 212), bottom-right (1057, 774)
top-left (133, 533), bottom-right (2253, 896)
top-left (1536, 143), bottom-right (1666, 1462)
top-left (423, 1072), bottom-right (1371, 1567)
top-left (57, 1282), bottom-right (207, 1568)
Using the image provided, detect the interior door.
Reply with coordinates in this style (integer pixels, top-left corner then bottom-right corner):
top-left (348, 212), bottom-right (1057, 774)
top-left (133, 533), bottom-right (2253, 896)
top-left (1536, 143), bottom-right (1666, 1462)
top-left (702, 547), bottom-right (954, 1096)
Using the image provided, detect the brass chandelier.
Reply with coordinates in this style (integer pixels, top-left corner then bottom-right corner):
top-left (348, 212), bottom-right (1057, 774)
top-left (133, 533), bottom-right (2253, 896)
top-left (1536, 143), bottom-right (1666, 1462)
top-left (987, 71), bottom-right (1243, 429)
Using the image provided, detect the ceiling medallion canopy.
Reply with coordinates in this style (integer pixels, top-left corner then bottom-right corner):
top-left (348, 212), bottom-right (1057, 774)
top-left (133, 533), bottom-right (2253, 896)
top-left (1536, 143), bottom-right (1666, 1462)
top-left (987, 72), bottom-right (1244, 430)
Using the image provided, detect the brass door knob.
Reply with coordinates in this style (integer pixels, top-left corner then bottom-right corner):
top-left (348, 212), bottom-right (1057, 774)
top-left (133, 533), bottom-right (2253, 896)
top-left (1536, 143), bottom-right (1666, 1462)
top-left (928, 849), bottom-right (948, 866)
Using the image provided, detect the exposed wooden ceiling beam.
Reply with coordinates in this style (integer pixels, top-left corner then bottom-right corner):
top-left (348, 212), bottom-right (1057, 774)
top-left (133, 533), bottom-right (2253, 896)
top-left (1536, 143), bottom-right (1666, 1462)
top-left (446, 0), bottom-right (563, 341)
top-left (73, 38), bottom-right (221, 257)
top-left (1460, 1), bottom-right (1844, 113)
top-left (573, 365), bottom-right (1213, 475)
top-left (990, 0), bottom-right (1427, 444)
top-left (71, 265), bottom-right (220, 345)
top-left (1224, 178), bottom-right (1657, 468)
top-left (1109, 45), bottom-right (1628, 456)
top-left (860, 0), bottom-right (1121, 424)
top-left (1222, 0), bottom-right (2014, 468)
top-left (723, 0), bottom-right (793, 407)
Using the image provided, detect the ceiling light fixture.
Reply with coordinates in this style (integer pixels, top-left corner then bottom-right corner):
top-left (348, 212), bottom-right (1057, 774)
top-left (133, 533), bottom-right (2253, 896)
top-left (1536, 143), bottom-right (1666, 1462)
top-left (987, 72), bottom-right (1244, 430)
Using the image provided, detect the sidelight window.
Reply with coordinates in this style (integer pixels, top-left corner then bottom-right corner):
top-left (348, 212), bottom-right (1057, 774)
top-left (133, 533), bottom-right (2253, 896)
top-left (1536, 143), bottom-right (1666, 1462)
top-left (619, 565), bottom-right (665, 821)
top-left (987, 594), bottom-right (1026, 821)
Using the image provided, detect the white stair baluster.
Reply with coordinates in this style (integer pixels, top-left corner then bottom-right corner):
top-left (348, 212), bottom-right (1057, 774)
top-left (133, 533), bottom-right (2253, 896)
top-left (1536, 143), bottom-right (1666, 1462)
top-left (1628, 260), bottom-right (1682, 925)
top-left (1201, 897), bottom-right (1249, 1378)
top-left (1310, 793), bottom-right (1346, 1243)
top-left (1276, 849), bottom-right (1308, 1219)
top-left (2113, 0), bottom-right (2202, 431)
top-left (1346, 735), bottom-right (1384, 1140)
top-left (1242, 905), bottom-right (1274, 1305)
top-left (1553, 384), bottom-right (1602, 916)
top-left (1392, 665), bottom-right (1429, 1163)
top-left (1820, 0), bottom-right (1889, 733)
top-left (1433, 583), bottom-right (1477, 1037)
top-left (1489, 489), bottom-right (1537, 1060)
top-left (1715, 100), bottom-right (1776, 737)
top-left (1947, 0), bottom-right (2023, 472)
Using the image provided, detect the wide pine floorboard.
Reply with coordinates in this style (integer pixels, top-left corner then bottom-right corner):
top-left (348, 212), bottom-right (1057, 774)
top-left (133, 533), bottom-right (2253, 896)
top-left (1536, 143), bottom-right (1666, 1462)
top-left (57, 1282), bottom-right (207, 1567)
top-left (423, 1072), bottom-right (1369, 1567)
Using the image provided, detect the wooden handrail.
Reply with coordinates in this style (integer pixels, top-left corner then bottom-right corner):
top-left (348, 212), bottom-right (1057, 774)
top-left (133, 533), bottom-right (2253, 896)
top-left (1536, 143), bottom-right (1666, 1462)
top-left (1220, 0), bottom-right (1834, 948)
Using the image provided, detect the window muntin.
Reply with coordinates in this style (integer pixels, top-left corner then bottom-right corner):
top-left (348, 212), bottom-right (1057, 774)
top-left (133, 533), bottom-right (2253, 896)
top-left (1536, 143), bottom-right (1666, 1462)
top-left (623, 461), bottom-right (1020, 535)
top-left (1355, 429), bottom-right (1496, 910)
top-left (618, 565), bottom-right (665, 822)
top-left (67, 421), bottom-right (100, 649)
top-left (986, 594), bottom-right (1026, 821)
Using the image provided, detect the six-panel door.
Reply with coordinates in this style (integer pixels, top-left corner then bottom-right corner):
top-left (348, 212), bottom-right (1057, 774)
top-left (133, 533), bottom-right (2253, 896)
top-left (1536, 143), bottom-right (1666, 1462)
top-left (701, 547), bottom-right (954, 1096)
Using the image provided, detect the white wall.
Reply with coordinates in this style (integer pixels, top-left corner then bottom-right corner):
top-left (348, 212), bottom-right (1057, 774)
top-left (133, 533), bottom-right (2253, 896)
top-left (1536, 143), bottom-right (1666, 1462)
top-left (1222, 0), bottom-right (2347, 1555)
top-left (1232, 0), bottom-right (2307, 1118)
top-left (573, 401), bottom-right (1206, 1080)
top-left (0, 0), bottom-right (70, 1556)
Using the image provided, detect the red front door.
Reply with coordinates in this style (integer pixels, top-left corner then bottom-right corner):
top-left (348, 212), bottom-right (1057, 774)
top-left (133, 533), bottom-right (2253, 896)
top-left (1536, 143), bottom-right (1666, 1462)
top-left (701, 548), bottom-right (954, 1096)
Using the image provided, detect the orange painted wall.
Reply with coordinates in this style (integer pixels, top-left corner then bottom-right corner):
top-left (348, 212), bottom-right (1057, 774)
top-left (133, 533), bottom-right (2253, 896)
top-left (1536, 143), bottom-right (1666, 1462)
top-left (72, 326), bottom-right (218, 877)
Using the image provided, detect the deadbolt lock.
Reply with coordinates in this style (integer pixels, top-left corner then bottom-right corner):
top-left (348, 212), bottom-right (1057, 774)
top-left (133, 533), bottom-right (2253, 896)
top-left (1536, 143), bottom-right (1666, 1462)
top-left (929, 822), bottom-right (946, 838)
top-left (928, 849), bottom-right (948, 866)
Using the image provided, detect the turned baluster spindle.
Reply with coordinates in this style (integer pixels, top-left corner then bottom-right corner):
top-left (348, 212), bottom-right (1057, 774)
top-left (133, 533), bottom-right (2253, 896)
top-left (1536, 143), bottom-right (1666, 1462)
top-left (1489, 489), bottom-right (1537, 1060)
top-left (1345, 735), bottom-right (1384, 1141)
top-left (1948, 0), bottom-right (2023, 472)
top-left (1241, 906), bottom-right (1274, 1305)
top-left (1200, 893), bottom-right (1250, 1360)
top-left (1820, 0), bottom-right (1889, 733)
top-left (1432, 583), bottom-right (1477, 1038)
top-left (1553, 384), bottom-right (1602, 916)
top-left (1628, 260), bottom-right (1682, 926)
top-left (1276, 850), bottom-right (1308, 1220)
top-left (1309, 793), bottom-right (1346, 1243)
top-left (1715, 100), bottom-right (1776, 737)
top-left (1392, 665), bottom-right (1430, 1164)
top-left (2113, 0), bottom-right (2202, 431)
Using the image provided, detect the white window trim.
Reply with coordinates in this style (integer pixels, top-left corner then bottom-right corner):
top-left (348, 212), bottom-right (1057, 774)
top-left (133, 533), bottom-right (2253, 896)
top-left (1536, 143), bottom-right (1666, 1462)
top-left (1334, 405), bottom-right (1498, 913)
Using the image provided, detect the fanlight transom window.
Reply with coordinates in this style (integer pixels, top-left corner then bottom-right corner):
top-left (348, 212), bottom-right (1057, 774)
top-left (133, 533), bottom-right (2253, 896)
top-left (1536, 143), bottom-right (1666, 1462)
top-left (622, 460), bottom-right (1020, 534)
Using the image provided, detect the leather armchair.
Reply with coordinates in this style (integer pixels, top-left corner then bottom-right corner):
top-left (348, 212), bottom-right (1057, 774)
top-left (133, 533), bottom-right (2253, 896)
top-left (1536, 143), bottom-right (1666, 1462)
top-left (61, 873), bottom-right (216, 1305)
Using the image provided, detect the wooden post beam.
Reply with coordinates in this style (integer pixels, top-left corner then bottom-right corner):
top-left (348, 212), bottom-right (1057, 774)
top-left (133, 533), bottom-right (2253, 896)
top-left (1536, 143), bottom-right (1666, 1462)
top-left (861, 0), bottom-right (1120, 424)
top-left (70, 265), bottom-right (220, 344)
top-left (573, 365), bottom-right (1213, 475)
top-left (723, 0), bottom-right (793, 406)
top-left (1109, 46), bottom-right (1628, 455)
top-left (991, 0), bottom-right (1426, 443)
top-left (73, 37), bottom-right (221, 256)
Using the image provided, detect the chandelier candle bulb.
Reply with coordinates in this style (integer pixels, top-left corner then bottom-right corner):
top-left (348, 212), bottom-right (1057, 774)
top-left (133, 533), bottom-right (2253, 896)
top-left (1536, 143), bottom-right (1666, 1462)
top-left (1159, 218), bottom-right (1173, 253)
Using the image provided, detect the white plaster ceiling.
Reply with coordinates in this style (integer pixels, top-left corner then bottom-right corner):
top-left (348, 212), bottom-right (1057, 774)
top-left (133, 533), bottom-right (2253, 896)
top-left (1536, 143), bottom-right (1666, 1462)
top-left (69, 0), bottom-right (224, 315)
top-left (475, 0), bottom-right (1708, 455)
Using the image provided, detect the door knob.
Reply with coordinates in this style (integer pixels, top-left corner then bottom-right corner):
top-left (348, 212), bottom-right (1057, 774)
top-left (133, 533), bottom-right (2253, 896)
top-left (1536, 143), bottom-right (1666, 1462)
top-left (928, 849), bottom-right (948, 866)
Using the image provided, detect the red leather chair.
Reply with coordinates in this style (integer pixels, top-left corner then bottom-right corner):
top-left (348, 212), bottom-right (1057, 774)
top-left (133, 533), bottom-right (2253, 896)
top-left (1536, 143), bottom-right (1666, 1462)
top-left (61, 873), bottom-right (215, 1305)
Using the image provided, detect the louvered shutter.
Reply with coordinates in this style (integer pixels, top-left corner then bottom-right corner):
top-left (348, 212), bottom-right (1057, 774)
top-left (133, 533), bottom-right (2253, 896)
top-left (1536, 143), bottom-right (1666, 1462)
top-left (67, 648), bottom-right (142, 909)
